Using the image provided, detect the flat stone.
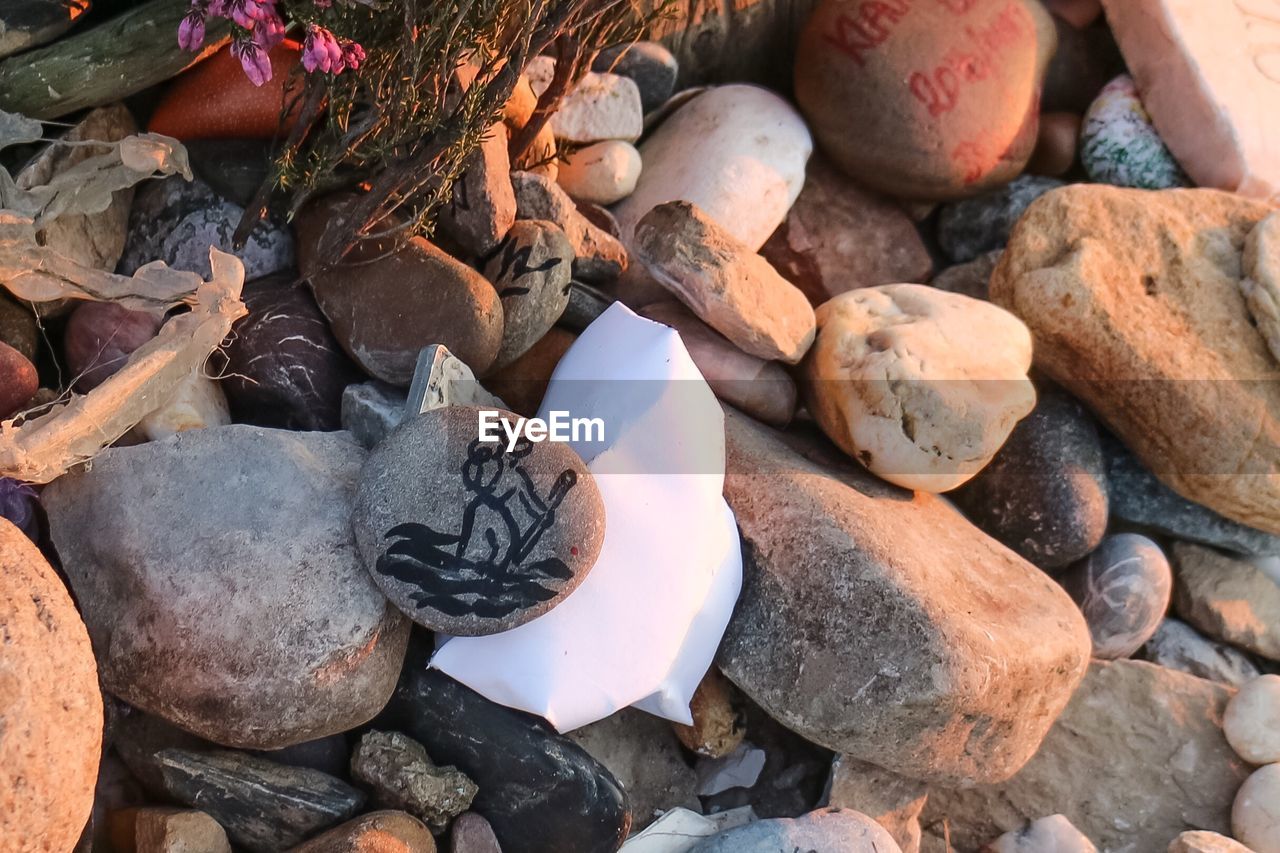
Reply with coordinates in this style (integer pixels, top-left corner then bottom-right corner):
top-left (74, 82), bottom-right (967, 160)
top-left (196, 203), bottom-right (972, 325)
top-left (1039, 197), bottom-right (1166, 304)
top-left (512, 171), bottom-right (627, 282)
top-left (1059, 533), bottom-right (1172, 660)
top-left (1169, 831), bottom-right (1255, 853)
top-left (1171, 541), bottom-right (1280, 661)
top-left (826, 756), bottom-right (927, 853)
top-left (1223, 674), bottom-right (1280, 765)
top-left (689, 808), bottom-right (901, 853)
top-left (289, 811), bottom-right (436, 852)
top-left (43, 426), bottom-right (409, 749)
top-left (1234, 765), bottom-right (1280, 853)
top-left (923, 660), bottom-right (1252, 852)
top-left (439, 123), bottom-right (516, 257)
top-left (988, 815), bottom-right (1096, 853)
top-left (0, 0), bottom-right (89, 59)
top-left (556, 140), bottom-right (642, 205)
top-left (483, 219), bottom-right (574, 369)
top-left (404, 345), bottom-right (506, 416)
top-left (350, 730), bottom-right (477, 829)
top-left (717, 409), bottom-right (1091, 785)
top-left (353, 406), bottom-right (604, 635)
top-left (592, 42), bottom-right (678, 112)
top-left (937, 176), bottom-right (1064, 264)
top-left (1142, 619), bottom-right (1261, 688)
top-left (1080, 75), bottom-right (1190, 190)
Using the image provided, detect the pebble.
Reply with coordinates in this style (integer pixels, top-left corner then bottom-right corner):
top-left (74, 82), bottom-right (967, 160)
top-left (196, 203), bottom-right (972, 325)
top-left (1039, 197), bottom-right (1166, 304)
top-left (689, 808), bottom-right (902, 853)
top-left (64, 301), bottom-right (162, 391)
top-left (592, 42), bottom-right (678, 112)
top-left (1223, 675), bottom-right (1280, 764)
top-left (350, 730), bottom-right (478, 829)
top-left (1143, 619), bottom-right (1261, 688)
top-left (482, 219), bottom-right (574, 369)
top-left (612, 84), bottom-right (811, 250)
top-left (297, 194), bottom-right (504, 383)
top-left (826, 756), bottom-right (927, 853)
top-left (153, 749), bottom-right (365, 852)
top-left (561, 280), bottom-right (615, 332)
top-left (931, 251), bottom-right (1001, 301)
top-left (352, 406), bottom-right (604, 635)
top-left (450, 812), bottom-right (500, 853)
top-left (439, 124), bottom-right (517, 257)
top-left (556, 140), bottom-right (642, 204)
top-left (119, 175), bottom-right (294, 282)
top-left (794, 0), bottom-right (1054, 198)
top-left (936, 176), bottom-right (1064, 264)
top-left (0, 519), bottom-right (103, 851)
top-left (289, 811), bottom-right (436, 853)
top-left (1059, 534), bottom-right (1172, 660)
top-left (1171, 542), bottom-right (1280, 661)
top-left (0, 341), bottom-right (37, 419)
top-left (526, 58), bottom-right (643, 143)
top-left (987, 814), bottom-right (1097, 853)
top-left (483, 326), bottom-right (576, 417)
top-left (1079, 75), bottom-right (1191, 190)
top-left (670, 667), bottom-right (746, 759)
top-left (342, 381), bottom-right (409, 449)
top-left (511, 170), bottom-right (628, 282)
top-left (1168, 831), bottom-right (1255, 853)
top-left (633, 201), bottom-right (815, 364)
top-left (1040, 12), bottom-right (1122, 113)
top-left (802, 284), bottom-right (1036, 493)
top-left (377, 656), bottom-right (631, 853)
top-left (718, 409), bottom-right (1090, 785)
top-left (0, 0), bottom-right (88, 59)
top-left (222, 273), bottom-right (364, 431)
top-left (952, 389), bottom-right (1109, 570)
top-left (759, 155), bottom-right (933, 306)
top-left (1234, 764), bottom-right (1280, 853)
top-left (0, 294), bottom-right (37, 362)
top-left (187, 138), bottom-right (274, 207)
top-left (0, 478), bottom-right (40, 541)
top-left (1028, 112), bottom-right (1082, 177)
top-left (125, 807), bottom-right (232, 853)
top-left (136, 369), bottom-right (231, 441)
top-left (43, 426), bottom-right (410, 749)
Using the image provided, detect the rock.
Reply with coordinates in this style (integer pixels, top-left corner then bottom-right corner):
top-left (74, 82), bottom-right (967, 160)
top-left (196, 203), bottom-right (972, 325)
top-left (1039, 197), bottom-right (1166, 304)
top-left (483, 220), bottom-right (574, 368)
top-left (0, 295), bottom-right (36, 362)
top-left (222, 273), bottom-right (364, 431)
top-left (43, 426), bottom-right (409, 749)
top-left (1040, 12), bottom-right (1121, 113)
top-left (1171, 542), bottom-right (1280, 661)
top-left (342, 381), bottom-right (409, 449)
top-left (352, 405), bottom-right (604, 635)
top-left (256, 735), bottom-right (351, 778)
top-left (802, 283), bottom-right (1036, 493)
top-left (1104, 435), bottom-right (1280, 557)
top-left (640, 301), bottom-right (797, 428)
top-left (119, 175), bottom-right (294, 282)
top-left (297, 195), bottom-right (504, 383)
top-left (937, 176), bottom-right (1064, 264)
top-left (1143, 619), bottom-right (1261, 688)
top-left (759, 156), bottom-right (933, 306)
top-left (931, 251), bottom-right (1001, 301)
top-left (826, 756), bottom-right (927, 853)
top-left (793, 0), bottom-right (1055, 199)
top-left (1059, 533), bottom-right (1172, 660)
top-left (526, 59), bottom-right (643, 143)
top-left (512, 171), bottom-right (627, 282)
top-left (0, 341), bottom-right (37, 419)
top-left (1234, 764), bottom-right (1280, 853)
top-left (0, 0), bottom-right (89, 60)
top-left (154, 749), bottom-right (365, 852)
top-left (484, 326), bottom-right (576, 417)
top-left (1079, 75), bottom-right (1190, 190)
top-left (556, 140), bottom-right (642, 205)
top-left (350, 730), bottom-right (477, 829)
top-left (1100, 0), bottom-right (1280, 197)
top-left (0, 519), bottom-right (102, 851)
top-left (405, 345), bottom-right (506, 415)
top-left (376, 657), bottom-right (632, 853)
top-left (1046, 0), bottom-right (1101, 29)
top-left (186, 138), bottom-right (274, 208)
top-left (670, 667), bottom-right (746, 759)
top-left (992, 185), bottom-right (1280, 533)
top-left (922, 660), bottom-right (1252, 852)
top-left (64, 301), bottom-right (162, 391)
top-left (512, 121), bottom-right (559, 180)
top-left (129, 808), bottom-right (232, 853)
top-left (1223, 674), bottom-right (1280, 764)
top-left (1244, 210), bottom-right (1280, 365)
top-left (592, 42), bottom-right (678, 112)
top-left (1027, 111), bottom-right (1081, 177)
top-left (613, 85), bottom-right (811, 251)
top-left (450, 812), bottom-right (499, 853)
top-left (633, 201), bottom-right (815, 363)
top-left (689, 808), bottom-right (902, 853)
top-left (951, 389), bottom-right (1109, 569)
top-left (290, 811), bottom-right (436, 852)
top-left (987, 815), bottom-right (1097, 853)
top-left (718, 409), bottom-right (1091, 785)
top-left (1169, 831), bottom-right (1255, 853)
top-left (562, 281), bottom-right (615, 332)
top-left (439, 124), bottom-right (517, 257)
top-left (137, 369), bottom-right (231, 441)
top-left (0, 478), bottom-right (40, 540)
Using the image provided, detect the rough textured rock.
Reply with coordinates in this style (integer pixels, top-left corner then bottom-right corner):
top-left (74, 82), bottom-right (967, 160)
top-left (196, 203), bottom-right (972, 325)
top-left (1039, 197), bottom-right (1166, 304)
top-left (1234, 765), bottom-right (1280, 853)
top-left (1143, 619), bottom-right (1261, 688)
top-left (1243, 210), bottom-right (1280, 366)
top-left (439, 124), bottom-right (516, 258)
top-left (289, 811), bottom-right (436, 852)
top-left (718, 409), bottom-right (1091, 785)
top-left (1171, 542), bottom-right (1280, 661)
top-left (556, 140), bottom-right (642, 205)
top-left (689, 808), bottom-right (901, 853)
top-left (1080, 75), bottom-right (1189, 190)
top-left (760, 156), bottom-right (933, 306)
top-left (526, 60), bottom-right (643, 143)
top-left (1169, 831), bottom-right (1255, 853)
top-left (633, 201), bottom-right (815, 364)
top-left (1059, 533), bottom-right (1172, 660)
top-left (826, 756), bottom-right (927, 853)
top-left (987, 815), bottom-right (1097, 853)
top-left (952, 389), bottom-right (1109, 569)
top-left (0, 518), bottom-right (103, 852)
top-left (350, 730), bottom-right (477, 829)
top-left (990, 185), bottom-right (1280, 534)
top-left (482, 220), bottom-right (574, 369)
top-left (802, 284), bottom-right (1035, 492)
top-left (512, 171), bottom-right (628, 282)
top-left (670, 667), bottom-right (747, 759)
top-left (937, 176), bottom-right (1064, 264)
top-left (923, 660), bottom-right (1252, 853)
top-left (592, 41), bottom-right (678, 112)
top-left (43, 426), bottom-right (410, 749)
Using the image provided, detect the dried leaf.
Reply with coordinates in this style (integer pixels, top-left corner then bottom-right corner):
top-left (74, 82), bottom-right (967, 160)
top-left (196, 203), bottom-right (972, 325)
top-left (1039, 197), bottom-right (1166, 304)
top-left (0, 110), bottom-right (43, 150)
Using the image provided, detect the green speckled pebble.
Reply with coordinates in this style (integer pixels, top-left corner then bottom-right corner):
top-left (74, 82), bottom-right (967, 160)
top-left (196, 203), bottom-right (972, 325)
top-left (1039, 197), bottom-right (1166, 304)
top-left (1080, 75), bottom-right (1191, 190)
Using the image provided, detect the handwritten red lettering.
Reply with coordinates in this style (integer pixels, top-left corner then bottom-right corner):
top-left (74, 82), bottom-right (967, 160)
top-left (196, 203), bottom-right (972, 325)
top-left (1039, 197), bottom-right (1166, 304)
top-left (907, 1), bottom-right (1027, 115)
top-left (824, 0), bottom-right (913, 66)
top-left (937, 0), bottom-right (977, 12)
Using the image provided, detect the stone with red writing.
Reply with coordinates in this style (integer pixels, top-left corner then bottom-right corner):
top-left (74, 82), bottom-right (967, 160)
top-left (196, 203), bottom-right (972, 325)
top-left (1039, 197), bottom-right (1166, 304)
top-left (794, 0), bottom-right (1057, 199)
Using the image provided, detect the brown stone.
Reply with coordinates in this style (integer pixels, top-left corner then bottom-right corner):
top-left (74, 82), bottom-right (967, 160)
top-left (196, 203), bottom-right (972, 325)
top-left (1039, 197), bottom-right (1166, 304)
top-left (484, 326), bottom-right (576, 417)
top-left (670, 667), bottom-right (746, 758)
top-left (438, 123), bottom-right (516, 257)
top-left (0, 340), bottom-right (37, 420)
top-left (1171, 541), bottom-right (1280, 661)
top-left (0, 294), bottom-right (37, 361)
top-left (287, 811), bottom-right (435, 852)
top-left (1027, 111), bottom-right (1081, 177)
top-left (131, 807), bottom-right (232, 853)
top-left (512, 171), bottom-right (625, 282)
top-left (827, 756), bottom-right (928, 853)
top-left (991, 186), bottom-right (1280, 533)
top-left (761, 156), bottom-right (933, 304)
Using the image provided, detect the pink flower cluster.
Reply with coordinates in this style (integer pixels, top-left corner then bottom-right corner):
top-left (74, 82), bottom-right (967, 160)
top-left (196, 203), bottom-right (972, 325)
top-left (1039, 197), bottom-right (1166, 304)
top-left (178, 0), bottom-right (364, 86)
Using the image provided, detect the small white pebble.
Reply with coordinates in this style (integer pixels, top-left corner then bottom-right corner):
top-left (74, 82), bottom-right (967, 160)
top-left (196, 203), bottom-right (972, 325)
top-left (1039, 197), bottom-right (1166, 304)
top-left (1224, 674), bottom-right (1280, 764)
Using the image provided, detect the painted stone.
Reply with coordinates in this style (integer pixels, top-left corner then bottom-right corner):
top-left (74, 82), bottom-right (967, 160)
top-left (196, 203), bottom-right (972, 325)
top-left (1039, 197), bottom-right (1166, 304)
top-left (1080, 75), bottom-right (1190, 190)
top-left (352, 406), bottom-right (605, 635)
top-left (482, 219), bottom-right (574, 369)
top-left (1059, 533), bottom-right (1172, 660)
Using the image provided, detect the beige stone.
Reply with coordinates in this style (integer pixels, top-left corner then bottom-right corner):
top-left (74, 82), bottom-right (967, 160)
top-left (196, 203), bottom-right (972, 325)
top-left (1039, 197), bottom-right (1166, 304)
top-left (134, 808), bottom-right (232, 853)
top-left (923, 660), bottom-right (1252, 853)
top-left (991, 185), bottom-right (1280, 533)
top-left (1169, 831), bottom-right (1255, 853)
top-left (803, 283), bottom-right (1035, 492)
top-left (1172, 542), bottom-right (1280, 661)
top-left (1244, 210), bottom-right (1280, 364)
top-left (138, 369), bottom-right (231, 441)
top-left (987, 815), bottom-right (1096, 853)
top-left (669, 666), bottom-right (746, 759)
top-left (1223, 674), bottom-right (1280, 764)
top-left (287, 810), bottom-right (436, 852)
top-left (827, 756), bottom-right (928, 853)
top-left (556, 140), bottom-right (642, 205)
top-left (1234, 765), bottom-right (1280, 853)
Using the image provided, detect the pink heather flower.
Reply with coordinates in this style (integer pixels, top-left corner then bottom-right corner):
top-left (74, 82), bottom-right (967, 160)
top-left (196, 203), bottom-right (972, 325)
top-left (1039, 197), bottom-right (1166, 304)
top-left (302, 24), bottom-right (343, 73)
top-left (207, 0), bottom-right (228, 15)
top-left (341, 41), bottom-right (365, 71)
top-left (177, 10), bottom-right (206, 50)
top-left (253, 12), bottom-right (286, 50)
top-left (233, 38), bottom-right (273, 86)
top-left (313, 0), bottom-right (332, 7)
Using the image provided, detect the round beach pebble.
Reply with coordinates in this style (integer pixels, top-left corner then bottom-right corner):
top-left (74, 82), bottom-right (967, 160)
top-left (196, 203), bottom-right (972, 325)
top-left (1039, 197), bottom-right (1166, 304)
top-left (352, 406), bottom-right (605, 636)
top-left (1234, 764), bottom-right (1280, 853)
top-left (794, 0), bottom-right (1055, 199)
top-left (0, 341), bottom-right (37, 420)
top-left (592, 41), bottom-right (678, 112)
top-left (64, 301), bottom-right (163, 392)
top-left (988, 814), bottom-right (1097, 853)
top-left (1059, 533), bottom-right (1172, 660)
top-left (1080, 75), bottom-right (1191, 190)
top-left (557, 140), bottom-right (642, 204)
top-left (482, 219), bottom-right (575, 370)
top-left (1028, 111), bottom-right (1082, 177)
top-left (1223, 675), bottom-right (1280, 765)
top-left (136, 369), bottom-right (231, 442)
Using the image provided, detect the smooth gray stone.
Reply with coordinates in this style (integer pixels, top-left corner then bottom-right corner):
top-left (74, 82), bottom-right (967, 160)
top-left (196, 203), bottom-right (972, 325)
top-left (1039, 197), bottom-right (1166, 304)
top-left (1059, 533), bottom-right (1172, 660)
top-left (593, 41), bottom-right (679, 112)
top-left (0, 0), bottom-right (90, 60)
top-left (1143, 619), bottom-right (1261, 688)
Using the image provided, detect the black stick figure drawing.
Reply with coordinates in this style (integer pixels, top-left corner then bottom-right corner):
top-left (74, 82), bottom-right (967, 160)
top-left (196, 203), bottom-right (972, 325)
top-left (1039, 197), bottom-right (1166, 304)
top-left (377, 436), bottom-right (579, 620)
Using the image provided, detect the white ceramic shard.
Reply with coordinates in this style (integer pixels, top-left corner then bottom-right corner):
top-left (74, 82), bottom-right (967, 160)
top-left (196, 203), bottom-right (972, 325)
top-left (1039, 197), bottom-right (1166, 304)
top-left (431, 302), bottom-right (744, 731)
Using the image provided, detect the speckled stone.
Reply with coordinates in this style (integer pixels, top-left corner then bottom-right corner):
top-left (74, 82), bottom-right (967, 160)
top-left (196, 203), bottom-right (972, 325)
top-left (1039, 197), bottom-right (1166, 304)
top-left (350, 730), bottom-right (477, 829)
top-left (1059, 534), bottom-right (1172, 660)
top-left (1080, 75), bottom-right (1191, 190)
top-left (936, 176), bottom-right (1064, 264)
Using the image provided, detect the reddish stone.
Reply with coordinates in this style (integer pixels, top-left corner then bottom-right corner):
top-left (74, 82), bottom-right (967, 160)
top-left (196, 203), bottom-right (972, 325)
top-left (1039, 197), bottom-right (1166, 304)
top-left (0, 342), bottom-right (37, 420)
